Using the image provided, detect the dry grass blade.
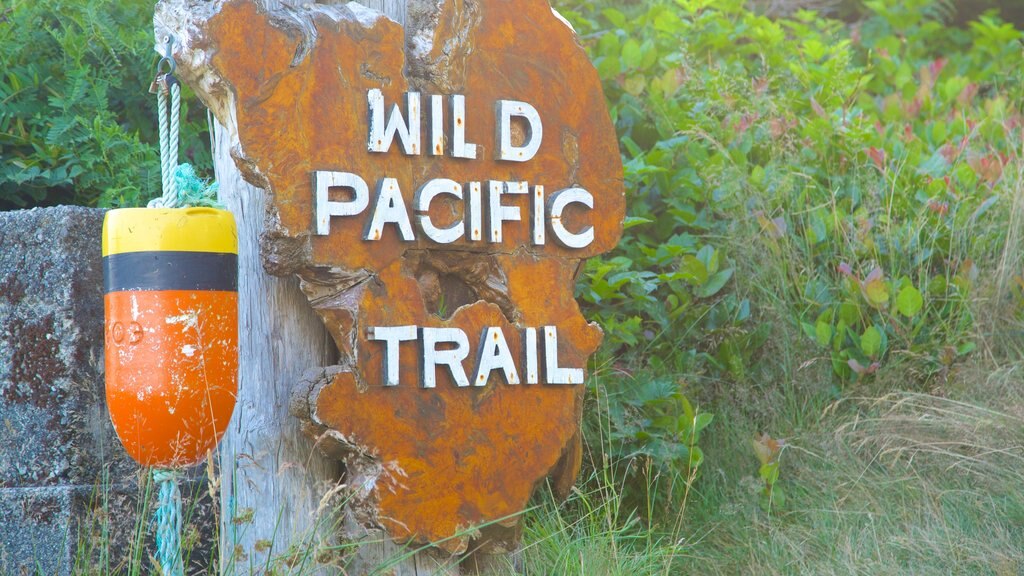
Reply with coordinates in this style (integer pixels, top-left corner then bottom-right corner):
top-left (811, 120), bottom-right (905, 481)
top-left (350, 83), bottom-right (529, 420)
top-left (838, 392), bottom-right (1024, 487)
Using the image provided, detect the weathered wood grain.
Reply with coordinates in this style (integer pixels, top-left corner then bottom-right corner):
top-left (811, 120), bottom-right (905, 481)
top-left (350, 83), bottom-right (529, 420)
top-left (212, 120), bottom-right (344, 572)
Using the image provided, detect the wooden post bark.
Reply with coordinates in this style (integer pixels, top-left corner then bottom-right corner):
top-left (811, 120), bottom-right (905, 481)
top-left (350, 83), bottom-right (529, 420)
top-left (214, 122), bottom-right (345, 573)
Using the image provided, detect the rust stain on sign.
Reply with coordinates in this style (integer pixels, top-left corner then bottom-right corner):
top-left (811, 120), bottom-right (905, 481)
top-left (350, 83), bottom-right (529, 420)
top-left (164, 0), bottom-right (624, 553)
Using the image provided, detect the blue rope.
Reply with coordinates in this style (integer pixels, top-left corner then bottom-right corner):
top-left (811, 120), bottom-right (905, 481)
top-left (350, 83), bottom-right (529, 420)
top-left (172, 163), bottom-right (222, 208)
top-left (149, 163), bottom-right (221, 209)
top-left (153, 469), bottom-right (184, 576)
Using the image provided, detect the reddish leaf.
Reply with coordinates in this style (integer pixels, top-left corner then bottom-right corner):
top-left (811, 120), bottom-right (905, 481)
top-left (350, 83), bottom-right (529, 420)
top-left (752, 433), bottom-right (785, 465)
top-left (940, 144), bottom-right (957, 164)
top-left (848, 358), bottom-right (866, 374)
top-left (867, 147), bottom-right (886, 170)
top-left (958, 83), bottom-right (979, 106)
top-left (905, 97), bottom-right (922, 118)
top-left (770, 117), bottom-right (796, 139)
top-left (971, 154), bottom-right (1004, 184)
top-left (848, 359), bottom-right (881, 376)
top-left (736, 112), bottom-right (759, 135)
top-left (927, 200), bottom-right (949, 215)
top-left (958, 259), bottom-right (979, 284)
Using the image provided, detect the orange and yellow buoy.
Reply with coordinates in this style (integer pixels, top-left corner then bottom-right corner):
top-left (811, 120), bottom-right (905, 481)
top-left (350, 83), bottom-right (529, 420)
top-left (103, 207), bottom-right (238, 468)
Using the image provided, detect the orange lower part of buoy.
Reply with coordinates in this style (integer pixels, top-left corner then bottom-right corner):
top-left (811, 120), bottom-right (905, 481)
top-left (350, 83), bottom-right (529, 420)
top-left (103, 208), bottom-right (239, 468)
top-left (105, 290), bottom-right (238, 467)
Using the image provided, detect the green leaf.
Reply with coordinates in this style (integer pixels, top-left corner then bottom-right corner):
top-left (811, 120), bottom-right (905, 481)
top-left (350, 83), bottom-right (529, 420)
top-left (696, 245), bottom-right (717, 273)
top-left (678, 255), bottom-right (709, 286)
top-left (697, 268), bottom-right (733, 298)
top-left (815, 321), bottom-right (833, 347)
top-left (838, 302), bottom-right (860, 326)
top-left (834, 320), bottom-right (848, 353)
top-left (767, 486), bottom-right (786, 509)
top-left (652, 10), bottom-right (681, 33)
top-left (895, 285), bottom-right (924, 317)
top-left (602, 8), bottom-right (627, 29)
top-left (624, 74), bottom-right (646, 96)
top-left (688, 446), bottom-right (704, 468)
top-left (801, 322), bottom-right (817, 341)
top-left (861, 325), bottom-right (882, 358)
top-left (759, 462), bottom-right (780, 484)
top-left (750, 165), bottom-right (765, 187)
top-left (621, 39), bottom-right (642, 69)
top-left (693, 413), bottom-right (713, 441)
top-left (971, 195), bottom-right (999, 222)
top-left (681, 394), bottom-right (695, 425)
top-left (623, 216), bottom-right (653, 230)
top-left (596, 55), bottom-right (621, 78)
top-left (864, 277), bottom-right (890, 307)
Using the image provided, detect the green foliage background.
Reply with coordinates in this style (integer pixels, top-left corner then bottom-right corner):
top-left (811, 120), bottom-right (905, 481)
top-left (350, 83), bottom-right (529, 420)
top-left (0, 0), bottom-right (211, 210)
top-left (573, 0), bottom-right (1021, 372)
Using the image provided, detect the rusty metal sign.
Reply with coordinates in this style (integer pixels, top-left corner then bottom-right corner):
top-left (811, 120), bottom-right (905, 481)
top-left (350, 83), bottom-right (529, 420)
top-left (163, 0), bottom-right (624, 553)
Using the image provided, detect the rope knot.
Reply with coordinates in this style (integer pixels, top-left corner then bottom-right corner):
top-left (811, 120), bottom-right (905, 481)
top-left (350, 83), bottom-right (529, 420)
top-left (152, 468), bottom-right (179, 484)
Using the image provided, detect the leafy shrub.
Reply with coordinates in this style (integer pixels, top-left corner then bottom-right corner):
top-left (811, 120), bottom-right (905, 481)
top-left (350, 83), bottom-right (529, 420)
top-left (0, 0), bottom-right (210, 209)
top-left (585, 372), bottom-right (712, 520)
top-left (565, 0), bottom-right (1022, 384)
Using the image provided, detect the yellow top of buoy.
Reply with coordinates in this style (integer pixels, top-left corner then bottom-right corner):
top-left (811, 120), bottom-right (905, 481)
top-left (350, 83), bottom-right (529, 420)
top-left (102, 207), bottom-right (238, 256)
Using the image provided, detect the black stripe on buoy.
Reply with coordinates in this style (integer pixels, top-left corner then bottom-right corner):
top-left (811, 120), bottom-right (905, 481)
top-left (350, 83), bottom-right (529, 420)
top-left (103, 251), bottom-right (238, 293)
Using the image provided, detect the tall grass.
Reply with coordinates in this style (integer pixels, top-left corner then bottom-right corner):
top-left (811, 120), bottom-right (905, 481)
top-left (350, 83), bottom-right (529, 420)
top-left (676, 382), bottom-right (1024, 575)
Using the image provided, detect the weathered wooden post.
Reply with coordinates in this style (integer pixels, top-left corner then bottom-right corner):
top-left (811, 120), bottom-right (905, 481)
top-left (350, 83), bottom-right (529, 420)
top-left (155, 0), bottom-right (623, 573)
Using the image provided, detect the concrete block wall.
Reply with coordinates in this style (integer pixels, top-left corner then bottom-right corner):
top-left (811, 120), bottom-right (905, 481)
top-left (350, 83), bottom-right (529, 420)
top-left (0, 206), bottom-right (215, 575)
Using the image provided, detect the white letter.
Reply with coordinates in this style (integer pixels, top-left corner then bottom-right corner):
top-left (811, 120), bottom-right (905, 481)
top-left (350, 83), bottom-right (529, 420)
top-left (547, 187), bottom-right (594, 249)
top-left (544, 326), bottom-right (583, 385)
top-left (367, 89), bottom-right (421, 155)
top-left (315, 171), bottom-right (369, 236)
top-left (364, 178), bottom-right (415, 242)
top-left (421, 327), bottom-right (470, 388)
top-left (473, 327), bottom-right (520, 386)
top-left (531, 185), bottom-right (545, 245)
top-left (451, 94), bottom-right (477, 159)
top-left (523, 327), bottom-right (539, 384)
top-left (488, 181), bottom-right (527, 243)
top-left (497, 100), bottom-right (543, 162)
top-left (367, 326), bottom-right (417, 386)
top-left (465, 182), bottom-right (483, 242)
top-left (430, 94), bottom-right (444, 156)
top-left (414, 179), bottom-right (464, 244)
